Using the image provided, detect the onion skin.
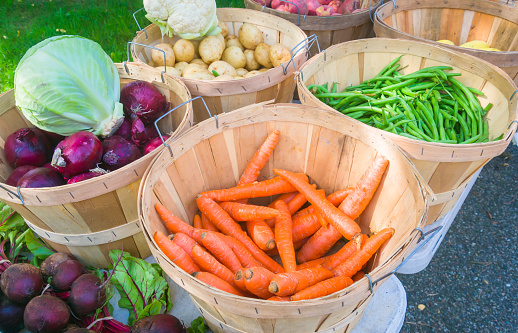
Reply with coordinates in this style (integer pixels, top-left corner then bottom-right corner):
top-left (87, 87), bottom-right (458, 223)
top-left (113, 117), bottom-right (132, 141)
top-left (143, 135), bottom-right (170, 155)
top-left (51, 131), bottom-right (103, 178)
top-left (131, 118), bottom-right (159, 147)
top-left (5, 128), bottom-right (51, 168)
top-left (17, 167), bottom-right (66, 188)
top-left (102, 135), bottom-right (142, 171)
top-left (5, 165), bottom-right (37, 186)
top-left (120, 81), bottom-right (168, 124)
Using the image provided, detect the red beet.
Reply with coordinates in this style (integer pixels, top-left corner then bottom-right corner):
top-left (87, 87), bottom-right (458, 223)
top-left (67, 170), bottom-right (106, 184)
top-left (130, 314), bottom-right (186, 333)
top-left (114, 117), bottom-right (133, 140)
top-left (0, 263), bottom-right (43, 304)
top-left (5, 165), bottom-right (37, 186)
top-left (51, 131), bottom-right (103, 178)
top-left (102, 135), bottom-right (142, 170)
top-left (65, 329), bottom-right (97, 333)
top-left (142, 135), bottom-right (170, 155)
top-left (51, 260), bottom-right (85, 291)
top-left (4, 128), bottom-right (51, 168)
top-left (68, 274), bottom-right (107, 317)
top-left (120, 81), bottom-right (168, 124)
top-left (40, 253), bottom-right (76, 279)
top-left (0, 293), bottom-right (25, 333)
top-left (131, 118), bottom-right (159, 146)
top-left (17, 167), bottom-right (66, 188)
top-left (24, 295), bottom-right (70, 333)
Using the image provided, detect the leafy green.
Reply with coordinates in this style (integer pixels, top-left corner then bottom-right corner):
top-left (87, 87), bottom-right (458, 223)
top-left (109, 250), bottom-right (172, 326)
top-left (25, 229), bottom-right (55, 266)
top-left (0, 201), bottom-right (25, 236)
top-left (187, 316), bottom-right (209, 333)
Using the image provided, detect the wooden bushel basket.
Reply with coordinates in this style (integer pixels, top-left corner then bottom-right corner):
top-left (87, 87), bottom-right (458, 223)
top-left (244, 0), bottom-right (381, 55)
top-left (138, 103), bottom-right (428, 333)
top-left (0, 63), bottom-right (193, 268)
top-left (373, 0), bottom-right (518, 84)
top-left (296, 38), bottom-right (518, 225)
top-left (131, 8), bottom-right (308, 124)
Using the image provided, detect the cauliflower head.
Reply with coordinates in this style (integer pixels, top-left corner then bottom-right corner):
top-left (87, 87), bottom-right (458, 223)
top-left (144, 0), bottom-right (221, 40)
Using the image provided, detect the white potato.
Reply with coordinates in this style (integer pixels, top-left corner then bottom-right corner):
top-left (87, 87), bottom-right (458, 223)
top-left (182, 65), bottom-right (214, 80)
top-left (173, 39), bottom-right (195, 63)
top-left (254, 43), bottom-right (273, 68)
top-left (216, 34), bottom-right (226, 50)
top-left (238, 23), bottom-right (263, 50)
top-left (208, 61), bottom-right (237, 77)
top-left (190, 59), bottom-right (209, 69)
top-left (158, 66), bottom-right (181, 77)
top-left (174, 61), bottom-right (189, 74)
top-left (151, 43), bottom-right (175, 67)
top-left (212, 74), bottom-right (235, 81)
top-left (225, 35), bottom-right (244, 51)
top-left (244, 49), bottom-right (260, 71)
top-left (236, 68), bottom-right (248, 77)
top-left (259, 68), bottom-right (270, 73)
top-left (199, 36), bottom-right (224, 64)
top-left (218, 21), bottom-right (229, 38)
top-left (244, 70), bottom-right (261, 78)
top-left (269, 43), bottom-right (291, 68)
top-left (222, 46), bottom-right (247, 69)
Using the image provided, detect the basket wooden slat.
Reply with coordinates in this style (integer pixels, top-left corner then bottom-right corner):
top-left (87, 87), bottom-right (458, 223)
top-left (131, 8), bottom-right (308, 124)
top-left (296, 38), bottom-right (518, 224)
top-left (373, 0), bottom-right (518, 83)
top-left (138, 103), bottom-right (428, 333)
top-left (0, 63), bottom-right (193, 268)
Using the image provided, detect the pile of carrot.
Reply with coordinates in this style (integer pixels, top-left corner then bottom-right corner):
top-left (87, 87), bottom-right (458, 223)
top-left (153, 129), bottom-right (395, 302)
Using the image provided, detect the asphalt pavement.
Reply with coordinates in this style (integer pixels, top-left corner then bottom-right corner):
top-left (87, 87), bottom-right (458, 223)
top-left (397, 143), bottom-right (517, 332)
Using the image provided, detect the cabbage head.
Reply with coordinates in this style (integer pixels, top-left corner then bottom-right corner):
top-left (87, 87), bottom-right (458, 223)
top-left (14, 35), bottom-right (124, 137)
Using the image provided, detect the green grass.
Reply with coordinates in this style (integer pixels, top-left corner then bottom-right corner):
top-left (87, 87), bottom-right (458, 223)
top-left (0, 0), bottom-right (244, 94)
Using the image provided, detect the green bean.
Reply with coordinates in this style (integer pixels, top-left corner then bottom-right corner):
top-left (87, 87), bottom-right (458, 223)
top-left (387, 114), bottom-right (406, 123)
top-left (456, 112), bottom-right (470, 138)
top-left (482, 103), bottom-right (493, 116)
top-left (468, 86), bottom-right (485, 96)
top-left (381, 79), bottom-right (417, 91)
top-left (331, 82), bottom-right (338, 93)
top-left (384, 119), bottom-right (414, 132)
top-left (416, 100), bottom-right (439, 140)
top-left (314, 92), bottom-right (364, 98)
top-left (408, 82), bottom-right (436, 91)
top-left (342, 106), bottom-right (384, 114)
top-left (363, 76), bottom-right (402, 84)
top-left (460, 133), bottom-right (482, 144)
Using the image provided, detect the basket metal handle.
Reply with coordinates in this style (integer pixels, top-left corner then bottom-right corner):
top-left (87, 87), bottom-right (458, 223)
top-left (282, 34), bottom-right (322, 75)
top-left (154, 96), bottom-right (217, 157)
top-left (0, 185), bottom-right (24, 205)
top-left (264, 0), bottom-right (307, 26)
top-left (364, 225), bottom-right (443, 293)
top-left (125, 42), bottom-right (171, 83)
top-left (132, 7), bottom-right (148, 39)
top-left (506, 0), bottom-right (515, 6)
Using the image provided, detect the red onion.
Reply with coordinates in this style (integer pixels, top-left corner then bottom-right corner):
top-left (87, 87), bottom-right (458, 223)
top-left (102, 135), bottom-right (142, 171)
top-left (51, 132), bottom-right (103, 179)
top-left (66, 169), bottom-right (107, 184)
top-left (142, 135), bottom-right (170, 155)
top-left (113, 117), bottom-right (132, 141)
top-left (120, 81), bottom-right (168, 124)
top-left (41, 130), bottom-right (65, 148)
top-left (4, 128), bottom-right (51, 168)
top-left (17, 167), bottom-right (66, 188)
top-left (5, 165), bottom-right (37, 186)
top-left (131, 118), bottom-right (159, 147)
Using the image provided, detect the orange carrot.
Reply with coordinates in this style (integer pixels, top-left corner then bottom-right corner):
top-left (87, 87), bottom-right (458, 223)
top-left (321, 234), bottom-right (368, 271)
top-left (196, 196), bottom-right (284, 273)
top-left (266, 237), bottom-right (307, 257)
top-left (290, 276), bottom-right (353, 301)
top-left (296, 257), bottom-right (326, 271)
top-left (264, 191), bottom-right (301, 228)
top-left (339, 156), bottom-right (389, 219)
top-left (171, 232), bottom-right (198, 259)
top-left (273, 200), bottom-right (296, 272)
top-left (244, 267), bottom-right (275, 299)
top-left (274, 169), bottom-right (361, 241)
top-left (352, 271), bottom-right (366, 282)
top-left (332, 228), bottom-right (394, 278)
top-left (287, 191), bottom-right (311, 215)
top-left (220, 201), bottom-right (280, 221)
top-left (292, 188), bottom-right (354, 220)
top-left (222, 235), bottom-right (264, 269)
top-left (246, 220), bottom-right (276, 251)
top-left (193, 214), bottom-right (202, 229)
top-left (201, 231), bottom-right (243, 274)
top-left (199, 175), bottom-right (308, 202)
top-left (154, 231), bottom-right (199, 274)
top-left (193, 272), bottom-right (244, 297)
top-left (155, 203), bottom-right (197, 239)
top-left (234, 269), bottom-right (248, 293)
top-left (191, 244), bottom-right (236, 286)
top-left (291, 212), bottom-right (322, 243)
top-left (238, 130), bottom-right (280, 186)
top-left (296, 225), bottom-right (342, 263)
top-left (267, 296), bottom-right (291, 302)
top-left (201, 213), bottom-right (218, 232)
top-left (268, 266), bottom-right (334, 296)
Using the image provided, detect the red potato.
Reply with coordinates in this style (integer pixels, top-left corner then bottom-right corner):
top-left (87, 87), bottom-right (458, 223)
top-left (24, 295), bottom-right (70, 333)
top-left (339, 0), bottom-right (361, 13)
top-left (317, 0), bottom-right (332, 5)
top-left (253, 0), bottom-right (272, 5)
top-left (316, 5), bottom-right (335, 15)
top-left (307, 0), bottom-right (321, 15)
top-left (328, 0), bottom-right (342, 13)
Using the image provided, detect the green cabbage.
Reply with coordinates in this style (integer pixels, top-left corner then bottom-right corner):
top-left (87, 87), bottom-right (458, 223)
top-left (14, 35), bottom-right (124, 137)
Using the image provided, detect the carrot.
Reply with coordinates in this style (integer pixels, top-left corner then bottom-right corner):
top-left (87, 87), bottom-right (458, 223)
top-left (273, 200), bottom-right (296, 272)
top-left (234, 269), bottom-right (248, 293)
top-left (244, 267), bottom-right (275, 299)
top-left (296, 225), bottom-right (342, 263)
top-left (201, 231), bottom-right (243, 273)
top-left (246, 220), bottom-right (276, 251)
top-left (338, 156), bottom-right (389, 219)
top-left (193, 214), bottom-right (202, 229)
top-left (219, 201), bottom-right (280, 221)
top-left (332, 228), bottom-right (394, 278)
top-left (237, 130), bottom-right (280, 186)
top-left (191, 244), bottom-right (236, 286)
top-left (267, 296), bottom-right (291, 302)
top-left (222, 235), bottom-right (264, 269)
top-left (170, 232), bottom-right (198, 259)
top-left (352, 271), bottom-right (366, 282)
top-left (321, 234), bottom-right (368, 271)
top-left (296, 257), bottom-right (326, 271)
top-left (266, 237), bottom-right (307, 257)
top-left (287, 191), bottom-right (311, 215)
top-left (155, 203), bottom-right (197, 239)
top-left (264, 191), bottom-right (302, 228)
top-left (291, 212), bottom-right (322, 243)
top-left (290, 275), bottom-right (353, 301)
top-left (154, 231), bottom-right (199, 274)
top-left (196, 196), bottom-right (284, 273)
top-left (268, 266), bottom-right (334, 296)
top-left (274, 169), bottom-right (361, 241)
top-left (192, 272), bottom-right (244, 297)
top-left (201, 213), bottom-right (218, 232)
top-left (199, 174), bottom-right (307, 202)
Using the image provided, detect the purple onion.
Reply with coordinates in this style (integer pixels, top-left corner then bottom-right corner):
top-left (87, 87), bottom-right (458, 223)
top-left (17, 167), bottom-right (66, 188)
top-left (102, 135), bottom-right (142, 171)
top-left (66, 170), bottom-right (107, 184)
top-left (113, 117), bottom-right (132, 141)
top-left (120, 81), bottom-right (168, 124)
top-left (5, 165), bottom-right (37, 186)
top-left (4, 128), bottom-right (51, 168)
top-left (51, 132), bottom-right (103, 179)
top-left (142, 135), bottom-right (170, 155)
top-left (131, 118), bottom-right (159, 147)
top-left (41, 130), bottom-right (65, 148)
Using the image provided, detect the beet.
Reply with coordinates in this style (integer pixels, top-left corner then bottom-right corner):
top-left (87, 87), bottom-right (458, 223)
top-left (5, 165), bottom-right (37, 186)
top-left (131, 118), bottom-right (159, 146)
top-left (130, 314), bottom-right (186, 333)
top-left (0, 293), bottom-right (25, 333)
top-left (51, 131), bottom-right (103, 178)
top-left (65, 329), bottom-right (97, 333)
top-left (114, 117), bottom-right (133, 140)
top-left (17, 167), bottom-right (66, 188)
top-left (40, 252), bottom-right (76, 279)
top-left (102, 135), bottom-right (142, 171)
top-left (120, 81), bottom-right (168, 124)
top-left (68, 274), bottom-right (107, 317)
top-left (51, 260), bottom-right (85, 291)
top-left (142, 135), bottom-right (170, 155)
top-left (24, 295), bottom-right (70, 333)
top-left (0, 263), bottom-right (43, 304)
top-left (4, 127), bottom-right (51, 168)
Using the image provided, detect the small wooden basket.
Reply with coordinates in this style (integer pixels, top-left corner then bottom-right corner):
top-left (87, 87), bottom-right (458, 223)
top-left (296, 38), bottom-right (518, 224)
top-left (0, 63), bottom-right (193, 268)
top-left (373, 0), bottom-right (518, 84)
top-left (131, 8), bottom-right (308, 124)
top-left (138, 103), bottom-right (428, 333)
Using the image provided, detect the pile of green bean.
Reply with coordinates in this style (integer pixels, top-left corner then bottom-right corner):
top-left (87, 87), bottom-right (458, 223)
top-left (308, 56), bottom-right (501, 144)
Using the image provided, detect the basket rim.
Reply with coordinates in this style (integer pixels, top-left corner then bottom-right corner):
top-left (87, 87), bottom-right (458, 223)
top-left (295, 38), bottom-right (518, 162)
